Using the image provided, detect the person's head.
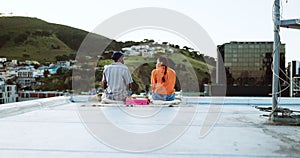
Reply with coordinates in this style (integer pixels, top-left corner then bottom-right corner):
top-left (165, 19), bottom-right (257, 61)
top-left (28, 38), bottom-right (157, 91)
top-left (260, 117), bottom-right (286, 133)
top-left (156, 56), bottom-right (168, 67)
top-left (111, 51), bottom-right (125, 63)
top-left (156, 56), bottom-right (169, 82)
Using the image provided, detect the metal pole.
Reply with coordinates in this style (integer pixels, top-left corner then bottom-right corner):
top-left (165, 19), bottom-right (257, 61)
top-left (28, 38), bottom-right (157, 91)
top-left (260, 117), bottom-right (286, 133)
top-left (290, 61), bottom-right (293, 97)
top-left (272, 0), bottom-right (280, 118)
top-left (216, 56), bottom-right (219, 84)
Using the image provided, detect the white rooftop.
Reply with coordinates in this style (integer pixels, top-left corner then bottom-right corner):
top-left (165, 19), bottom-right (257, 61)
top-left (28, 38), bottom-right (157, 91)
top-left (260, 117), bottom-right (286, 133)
top-left (0, 96), bottom-right (299, 158)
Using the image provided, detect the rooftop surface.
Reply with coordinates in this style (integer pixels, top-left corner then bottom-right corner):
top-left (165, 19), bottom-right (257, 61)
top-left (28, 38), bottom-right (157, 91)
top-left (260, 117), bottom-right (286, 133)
top-left (0, 96), bottom-right (300, 158)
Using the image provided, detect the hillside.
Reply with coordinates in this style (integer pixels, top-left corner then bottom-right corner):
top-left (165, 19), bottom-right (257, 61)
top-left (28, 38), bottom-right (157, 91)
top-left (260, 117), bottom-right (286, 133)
top-left (0, 16), bottom-right (215, 93)
top-left (0, 16), bottom-right (111, 62)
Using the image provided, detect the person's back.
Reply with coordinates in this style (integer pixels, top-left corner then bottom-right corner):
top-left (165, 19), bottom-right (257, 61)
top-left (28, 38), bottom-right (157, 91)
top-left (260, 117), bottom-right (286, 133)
top-left (151, 57), bottom-right (176, 101)
top-left (102, 52), bottom-right (133, 101)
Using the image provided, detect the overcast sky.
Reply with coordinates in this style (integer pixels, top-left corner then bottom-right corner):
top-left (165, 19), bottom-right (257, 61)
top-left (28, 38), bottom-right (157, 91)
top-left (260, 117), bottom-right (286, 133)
top-left (1, 0), bottom-right (299, 64)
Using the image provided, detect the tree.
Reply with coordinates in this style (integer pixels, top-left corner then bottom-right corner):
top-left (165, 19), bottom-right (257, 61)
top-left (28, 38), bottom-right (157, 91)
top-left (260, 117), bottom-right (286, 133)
top-left (33, 64), bottom-right (40, 69)
top-left (143, 39), bottom-right (154, 43)
top-left (56, 67), bottom-right (63, 75)
top-left (44, 70), bottom-right (50, 77)
top-left (183, 46), bottom-right (192, 51)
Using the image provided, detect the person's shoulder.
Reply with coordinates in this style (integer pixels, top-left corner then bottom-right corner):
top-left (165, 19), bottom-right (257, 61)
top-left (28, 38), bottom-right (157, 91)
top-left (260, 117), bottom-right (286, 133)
top-left (117, 63), bottom-right (131, 71)
top-left (103, 65), bottom-right (110, 71)
top-left (169, 67), bottom-right (176, 73)
top-left (104, 64), bottom-right (115, 70)
top-left (121, 64), bottom-right (130, 69)
top-left (111, 63), bottom-right (127, 68)
top-left (151, 68), bottom-right (158, 74)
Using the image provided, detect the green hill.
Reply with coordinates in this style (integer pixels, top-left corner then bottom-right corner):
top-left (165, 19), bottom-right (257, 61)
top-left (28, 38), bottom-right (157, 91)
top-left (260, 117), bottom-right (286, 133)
top-left (0, 16), bottom-right (110, 62)
top-left (0, 16), bottom-right (215, 93)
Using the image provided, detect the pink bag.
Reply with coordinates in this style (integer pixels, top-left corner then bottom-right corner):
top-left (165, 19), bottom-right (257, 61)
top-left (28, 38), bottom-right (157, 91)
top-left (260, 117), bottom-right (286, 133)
top-left (125, 97), bottom-right (150, 105)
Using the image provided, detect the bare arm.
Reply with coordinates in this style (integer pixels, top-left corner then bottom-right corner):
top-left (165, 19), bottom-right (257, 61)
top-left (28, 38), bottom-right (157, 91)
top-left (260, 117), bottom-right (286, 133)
top-left (128, 83), bottom-right (132, 90)
top-left (102, 80), bottom-right (108, 89)
top-left (151, 70), bottom-right (156, 92)
top-left (102, 73), bottom-right (108, 89)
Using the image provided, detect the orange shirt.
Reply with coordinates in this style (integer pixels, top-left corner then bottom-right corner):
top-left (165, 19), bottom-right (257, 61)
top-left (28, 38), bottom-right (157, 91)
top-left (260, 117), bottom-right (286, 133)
top-left (151, 66), bottom-right (176, 95)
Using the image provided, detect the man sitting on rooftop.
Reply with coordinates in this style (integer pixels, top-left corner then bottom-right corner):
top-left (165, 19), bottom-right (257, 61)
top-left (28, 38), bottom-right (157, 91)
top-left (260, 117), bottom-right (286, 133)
top-left (101, 51), bottom-right (133, 102)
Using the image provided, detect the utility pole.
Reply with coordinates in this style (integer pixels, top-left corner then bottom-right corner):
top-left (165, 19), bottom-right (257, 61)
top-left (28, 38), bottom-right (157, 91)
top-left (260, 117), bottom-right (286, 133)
top-left (272, 0), bottom-right (280, 119)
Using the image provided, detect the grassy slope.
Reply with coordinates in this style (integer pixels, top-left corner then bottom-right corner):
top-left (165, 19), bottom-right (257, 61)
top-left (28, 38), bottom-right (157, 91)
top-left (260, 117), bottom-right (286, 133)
top-left (0, 16), bottom-right (108, 62)
top-left (1, 35), bottom-right (72, 62)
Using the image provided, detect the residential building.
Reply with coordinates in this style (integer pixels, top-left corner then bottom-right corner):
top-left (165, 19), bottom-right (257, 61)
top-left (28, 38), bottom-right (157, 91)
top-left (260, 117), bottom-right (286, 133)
top-left (0, 77), bottom-right (18, 104)
top-left (6, 67), bottom-right (18, 76)
top-left (57, 61), bottom-right (71, 70)
top-left (17, 69), bottom-right (36, 88)
top-left (0, 58), bottom-right (7, 64)
top-left (47, 64), bottom-right (59, 74)
top-left (122, 44), bottom-right (174, 57)
top-left (18, 91), bottom-right (64, 101)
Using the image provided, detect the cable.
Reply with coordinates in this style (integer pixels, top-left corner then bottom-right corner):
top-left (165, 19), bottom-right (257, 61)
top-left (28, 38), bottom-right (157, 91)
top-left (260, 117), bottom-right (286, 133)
top-left (269, 0), bottom-right (299, 117)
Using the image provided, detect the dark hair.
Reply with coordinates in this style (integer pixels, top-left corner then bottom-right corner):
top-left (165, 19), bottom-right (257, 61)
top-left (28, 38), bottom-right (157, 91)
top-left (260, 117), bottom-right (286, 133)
top-left (111, 51), bottom-right (124, 62)
top-left (158, 56), bottom-right (168, 82)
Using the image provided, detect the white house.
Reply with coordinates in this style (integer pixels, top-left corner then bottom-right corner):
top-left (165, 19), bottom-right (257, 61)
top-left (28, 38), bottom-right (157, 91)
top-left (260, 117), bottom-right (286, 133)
top-left (0, 77), bottom-right (18, 104)
top-left (57, 61), bottom-right (71, 70)
top-left (122, 44), bottom-right (174, 58)
top-left (0, 58), bottom-right (7, 63)
top-left (17, 69), bottom-right (36, 88)
top-left (6, 67), bottom-right (18, 76)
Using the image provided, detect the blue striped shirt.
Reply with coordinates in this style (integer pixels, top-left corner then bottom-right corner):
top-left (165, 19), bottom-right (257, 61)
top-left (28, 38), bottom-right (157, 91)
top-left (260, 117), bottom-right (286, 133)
top-left (102, 62), bottom-right (133, 101)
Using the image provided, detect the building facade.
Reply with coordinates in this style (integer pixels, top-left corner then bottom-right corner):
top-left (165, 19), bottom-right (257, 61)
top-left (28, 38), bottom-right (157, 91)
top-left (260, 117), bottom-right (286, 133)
top-left (217, 41), bottom-right (286, 96)
top-left (17, 69), bottom-right (36, 88)
top-left (288, 60), bottom-right (300, 97)
top-left (0, 78), bottom-right (18, 104)
top-left (18, 91), bottom-right (64, 101)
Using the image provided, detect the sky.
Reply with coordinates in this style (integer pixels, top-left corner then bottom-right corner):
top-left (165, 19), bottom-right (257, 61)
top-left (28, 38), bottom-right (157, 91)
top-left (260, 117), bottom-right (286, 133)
top-left (1, 0), bottom-right (299, 65)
